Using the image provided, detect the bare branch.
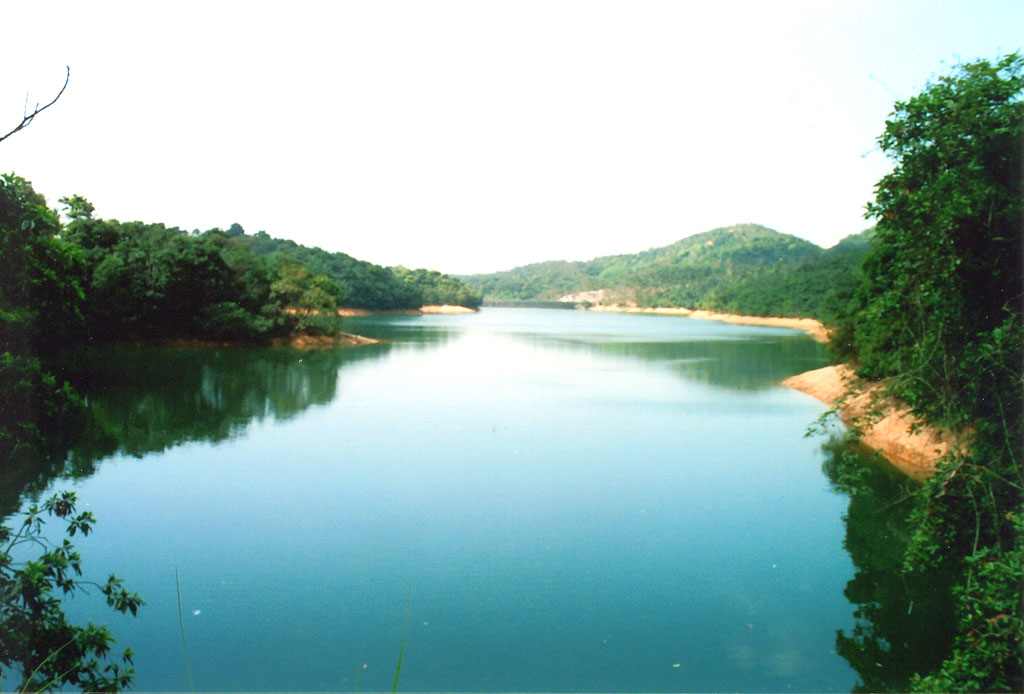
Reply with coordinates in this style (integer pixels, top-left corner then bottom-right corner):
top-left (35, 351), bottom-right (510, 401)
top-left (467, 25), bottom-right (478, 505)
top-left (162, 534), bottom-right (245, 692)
top-left (0, 66), bottom-right (70, 145)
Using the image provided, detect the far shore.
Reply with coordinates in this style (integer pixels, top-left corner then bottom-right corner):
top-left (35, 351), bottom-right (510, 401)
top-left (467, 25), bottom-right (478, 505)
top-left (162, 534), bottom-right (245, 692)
top-left (335, 304), bottom-right (478, 317)
top-left (582, 304), bottom-right (830, 342)
top-left (782, 365), bottom-right (961, 480)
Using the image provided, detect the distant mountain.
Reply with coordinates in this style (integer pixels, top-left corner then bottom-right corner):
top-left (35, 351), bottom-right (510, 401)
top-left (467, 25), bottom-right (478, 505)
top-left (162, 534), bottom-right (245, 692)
top-left (459, 223), bottom-right (872, 320)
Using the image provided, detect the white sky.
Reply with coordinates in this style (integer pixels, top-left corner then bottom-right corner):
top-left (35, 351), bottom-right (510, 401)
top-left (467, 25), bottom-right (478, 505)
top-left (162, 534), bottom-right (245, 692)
top-left (2, 1), bottom-right (1021, 275)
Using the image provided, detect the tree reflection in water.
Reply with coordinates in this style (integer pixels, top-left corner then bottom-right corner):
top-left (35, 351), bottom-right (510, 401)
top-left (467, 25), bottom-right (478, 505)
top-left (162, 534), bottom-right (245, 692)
top-left (822, 434), bottom-right (957, 692)
top-left (0, 343), bottom-right (394, 517)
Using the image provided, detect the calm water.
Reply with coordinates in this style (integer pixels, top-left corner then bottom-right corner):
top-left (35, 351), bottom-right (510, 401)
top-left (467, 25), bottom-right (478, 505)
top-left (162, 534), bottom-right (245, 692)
top-left (8, 309), bottom-right (933, 692)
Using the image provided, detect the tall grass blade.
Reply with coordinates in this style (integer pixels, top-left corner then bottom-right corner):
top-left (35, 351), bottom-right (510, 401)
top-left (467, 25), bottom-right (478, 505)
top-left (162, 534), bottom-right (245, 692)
top-left (176, 567), bottom-right (196, 693)
top-left (27, 664), bottom-right (78, 694)
top-left (392, 588), bottom-right (412, 694)
top-left (15, 638), bottom-right (73, 693)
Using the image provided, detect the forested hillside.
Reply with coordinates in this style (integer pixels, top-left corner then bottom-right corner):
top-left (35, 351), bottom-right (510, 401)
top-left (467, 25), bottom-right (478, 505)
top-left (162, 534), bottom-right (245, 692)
top-left (713, 230), bottom-right (873, 321)
top-left (233, 229), bottom-right (480, 310)
top-left (460, 223), bottom-right (870, 320)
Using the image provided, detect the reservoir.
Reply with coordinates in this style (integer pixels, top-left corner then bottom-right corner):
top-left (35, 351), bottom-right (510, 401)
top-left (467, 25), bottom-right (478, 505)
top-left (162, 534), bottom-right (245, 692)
top-left (10, 308), bottom-right (919, 691)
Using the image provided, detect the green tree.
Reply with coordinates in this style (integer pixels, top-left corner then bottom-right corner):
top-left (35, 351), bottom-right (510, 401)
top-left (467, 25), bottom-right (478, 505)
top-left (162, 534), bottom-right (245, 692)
top-left (58, 195), bottom-right (95, 221)
top-left (269, 264), bottom-right (345, 333)
top-left (63, 218), bottom-right (272, 340)
top-left (837, 55), bottom-right (1023, 691)
top-left (0, 175), bottom-right (88, 461)
top-left (844, 54), bottom-right (1022, 419)
top-left (0, 491), bottom-right (142, 691)
top-left (0, 175), bottom-right (86, 355)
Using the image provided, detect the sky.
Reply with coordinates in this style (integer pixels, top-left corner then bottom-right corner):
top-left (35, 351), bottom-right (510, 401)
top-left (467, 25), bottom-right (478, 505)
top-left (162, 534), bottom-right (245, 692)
top-left (2, 1), bottom-right (1021, 275)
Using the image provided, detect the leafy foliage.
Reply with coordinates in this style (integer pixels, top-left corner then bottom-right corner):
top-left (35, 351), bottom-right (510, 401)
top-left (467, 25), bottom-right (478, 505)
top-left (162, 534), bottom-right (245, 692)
top-left (0, 491), bottom-right (142, 691)
top-left (235, 231), bottom-right (417, 310)
top-left (63, 218), bottom-right (257, 340)
top-left (834, 54), bottom-right (1023, 691)
top-left (909, 513), bottom-right (1024, 692)
top-left (0, 174), bottom-right (85, 356)
top-left (0, 175), bottom-right (89, 464)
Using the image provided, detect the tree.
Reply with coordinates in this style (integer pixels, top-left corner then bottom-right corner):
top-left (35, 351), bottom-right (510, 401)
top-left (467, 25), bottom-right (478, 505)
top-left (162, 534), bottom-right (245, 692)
top-left (0, 491), bottom-right (142, 691)
top-left (0, 174), bottom-right (86, 355)
top-left (836, 54), bottom-right (1023, 692)
top-left (59, 195), bottom-right (95, 221)
top-left (846, 53), bottom-right (1023, 419)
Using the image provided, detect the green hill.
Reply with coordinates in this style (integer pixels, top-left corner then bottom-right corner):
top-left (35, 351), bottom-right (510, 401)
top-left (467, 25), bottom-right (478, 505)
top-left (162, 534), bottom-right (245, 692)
top-left (712, 229), bottom-right (873, 319)
top-left (460, 223), bottom-right (871, 319)
top-left (234, 230), bottom-right (480, 310)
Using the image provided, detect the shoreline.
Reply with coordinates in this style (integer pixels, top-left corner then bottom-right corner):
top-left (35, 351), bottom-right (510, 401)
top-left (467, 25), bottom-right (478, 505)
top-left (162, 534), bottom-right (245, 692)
top-left (113, 331), bottom-right (381, 350)
top-left (782, 365), bottom-right (959, 480)
top-left (273, 332), bottom-right (379, 348)
top-left (335, 304), bottom-right (478, 317)
top-left (582, 304), bottom-right (830, 342)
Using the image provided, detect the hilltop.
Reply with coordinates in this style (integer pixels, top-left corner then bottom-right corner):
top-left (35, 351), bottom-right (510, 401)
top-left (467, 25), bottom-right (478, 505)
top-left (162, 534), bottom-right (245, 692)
top-left (459, 223), bottom-right (872, 321)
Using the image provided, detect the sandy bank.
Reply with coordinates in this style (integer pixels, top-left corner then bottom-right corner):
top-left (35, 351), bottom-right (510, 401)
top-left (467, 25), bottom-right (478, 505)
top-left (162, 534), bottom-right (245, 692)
top-left (334, 307), bottom-right (420, 317)
top-left (275, 332), bottom-right (379, 348)
top-left (419, 304), bottom-right (478, 314)
top-left (335, 305), bottom-right (477, 316)
top-left (584, 304), bottom-right (829, 342)
top-left (782, 365), bottom-right (960, 479)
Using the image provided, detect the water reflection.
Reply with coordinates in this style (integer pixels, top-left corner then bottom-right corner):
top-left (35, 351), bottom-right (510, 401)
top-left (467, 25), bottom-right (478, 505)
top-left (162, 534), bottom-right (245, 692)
top-left (347, 309), bottom-right (829, 391)
top-left (0, 343), bottom-right (394, 515)
top-left (338, 315), bottom-right (458, 346)
top-left (69, 345), bottom-right (392, 451)
top-left (566, 335), bottom-right (825, 390)
top-left (821, 435), bottom-right (956, 691)
top-left (1, 310), bottom-right (954, 692)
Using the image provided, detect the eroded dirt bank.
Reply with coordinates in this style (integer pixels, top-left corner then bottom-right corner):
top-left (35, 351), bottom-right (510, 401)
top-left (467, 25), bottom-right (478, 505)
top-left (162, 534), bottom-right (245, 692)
top-left (782, 365), bottom-right (960, 480)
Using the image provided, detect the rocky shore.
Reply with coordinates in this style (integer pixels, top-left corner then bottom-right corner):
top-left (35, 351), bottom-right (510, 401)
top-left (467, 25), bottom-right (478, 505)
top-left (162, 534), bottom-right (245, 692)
top-left (782, 365), bottom-right (960, 479)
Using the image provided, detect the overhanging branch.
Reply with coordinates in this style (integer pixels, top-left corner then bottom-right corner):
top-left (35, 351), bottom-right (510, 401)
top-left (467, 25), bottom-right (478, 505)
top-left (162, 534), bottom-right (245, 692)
top-left (0, 66), bottom-right (70, 145)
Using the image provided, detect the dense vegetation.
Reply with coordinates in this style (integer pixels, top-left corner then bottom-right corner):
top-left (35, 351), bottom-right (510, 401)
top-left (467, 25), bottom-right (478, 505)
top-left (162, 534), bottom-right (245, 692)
top-left (711, 230), bottom-right (872, 321)
top-left (459, 223), bottom-right (870, 321)
top-left (231, 229), bottom-right (480, 311)
top-left (831, 54), bottom-right (1023, 692)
